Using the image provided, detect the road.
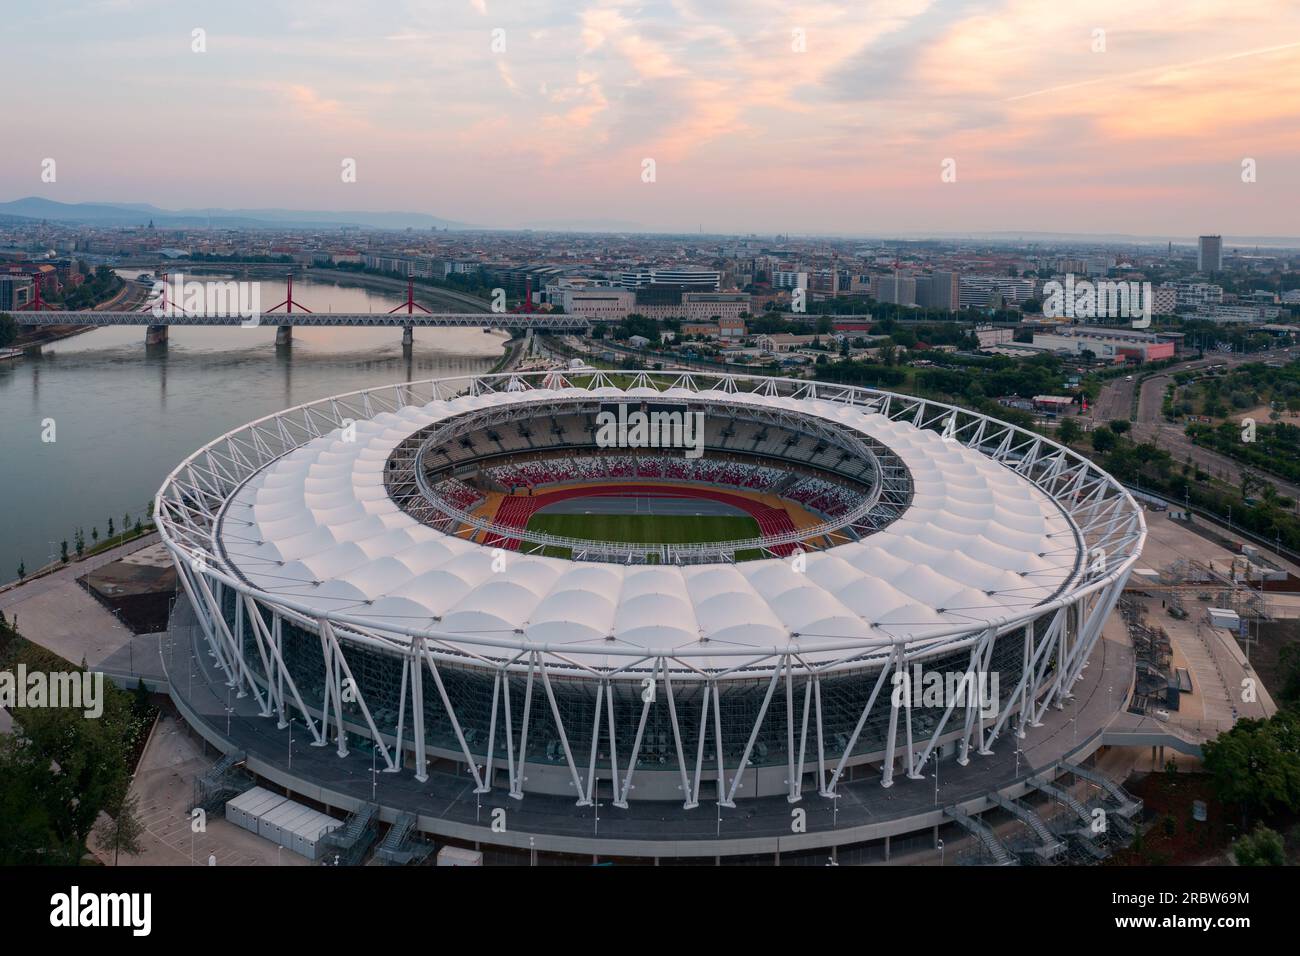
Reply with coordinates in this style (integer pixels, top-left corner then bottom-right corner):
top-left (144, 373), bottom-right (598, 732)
top-left (1086, 348), bottom-right (1300, 500)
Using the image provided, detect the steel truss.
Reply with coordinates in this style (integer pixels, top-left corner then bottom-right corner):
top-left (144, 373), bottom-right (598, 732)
top-left (156, 370), bottom-right (1144, 807)
top-left (15, 310), bottom-right (590, 331)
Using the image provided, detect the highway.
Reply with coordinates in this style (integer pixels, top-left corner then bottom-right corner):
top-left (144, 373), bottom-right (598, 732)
top-left (1087, 348), bottom-right (1300, 501)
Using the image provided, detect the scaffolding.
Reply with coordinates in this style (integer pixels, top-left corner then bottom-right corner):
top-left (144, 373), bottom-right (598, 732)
top-left (1119, 597), bottom-right (1173, 716)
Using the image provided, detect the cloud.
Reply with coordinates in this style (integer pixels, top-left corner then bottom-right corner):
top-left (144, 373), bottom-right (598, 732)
top-left (8, 0), bottom-right (1300, 233)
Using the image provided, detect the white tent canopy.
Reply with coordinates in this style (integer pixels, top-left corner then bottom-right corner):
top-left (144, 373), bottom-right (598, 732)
top-left (217, 385), bottom-right (1081, 668)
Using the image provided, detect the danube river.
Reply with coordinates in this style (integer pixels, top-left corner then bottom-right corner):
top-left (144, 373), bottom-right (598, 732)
top-left (0, 275), bottom-right (507, 582)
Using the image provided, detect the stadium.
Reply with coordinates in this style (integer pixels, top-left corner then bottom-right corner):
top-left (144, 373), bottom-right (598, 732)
top-left (156, 368), bottom-right (1145, 861)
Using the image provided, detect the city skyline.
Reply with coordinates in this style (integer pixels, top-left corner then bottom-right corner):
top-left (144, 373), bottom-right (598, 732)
top-left (8, 0), bottom-right (1300, 235)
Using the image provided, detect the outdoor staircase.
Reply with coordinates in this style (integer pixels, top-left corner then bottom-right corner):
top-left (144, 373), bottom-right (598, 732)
top-left (319, 802), bottom-right (379, 866)
top-left (1028, 777), bottom-right (1097, 835)
top-left (987, 793), bottom-right (1065, 860)
top-left (1060, 762), bottom-right (1143, 819)
top-left (944, 805), bottom-right (1018, 866)
top-left (374, 812), bottom-right (432, 866)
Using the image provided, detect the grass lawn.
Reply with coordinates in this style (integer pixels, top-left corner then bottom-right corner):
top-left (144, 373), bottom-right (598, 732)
top-left (525, 512), bottom-right (760, 545)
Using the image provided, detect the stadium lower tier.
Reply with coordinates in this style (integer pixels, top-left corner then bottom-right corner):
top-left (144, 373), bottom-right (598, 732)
top-left (477, 455), bottom-right (862, 518)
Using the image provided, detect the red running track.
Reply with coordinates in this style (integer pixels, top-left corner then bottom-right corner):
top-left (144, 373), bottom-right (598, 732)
top-left (481, 483), bottom-right (799, 554)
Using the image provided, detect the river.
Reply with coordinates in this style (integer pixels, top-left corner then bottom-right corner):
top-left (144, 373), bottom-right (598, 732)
top-left (0, 274), bottom-right (507, 581)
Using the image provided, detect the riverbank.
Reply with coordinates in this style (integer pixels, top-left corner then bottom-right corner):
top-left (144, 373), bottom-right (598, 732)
top-left (12, 277), bottom-right (150, 348)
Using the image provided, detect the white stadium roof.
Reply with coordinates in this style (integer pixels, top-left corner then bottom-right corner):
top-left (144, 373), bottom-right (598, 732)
top-left (214, 386), bottom-right (1082, 669)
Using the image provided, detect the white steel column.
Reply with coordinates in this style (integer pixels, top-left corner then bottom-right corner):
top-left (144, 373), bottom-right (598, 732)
top-left (410, 638), bottom-right (428, 782)
top-left (662, 666), bottom-right (695, 810)
top-left (825, 649), bottom-right (896, 794)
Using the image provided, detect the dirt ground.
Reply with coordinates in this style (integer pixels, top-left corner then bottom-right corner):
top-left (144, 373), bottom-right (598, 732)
top-left (1108, 770), bottom-right (1300, 866)
top-left (1108, 772), bottom-right (1233, 865)
top-left (1242, 619), bottom-right (1300, 706)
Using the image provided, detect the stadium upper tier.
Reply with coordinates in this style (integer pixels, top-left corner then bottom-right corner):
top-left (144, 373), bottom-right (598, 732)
top-left (159, 372), bottom-right (1143, 675)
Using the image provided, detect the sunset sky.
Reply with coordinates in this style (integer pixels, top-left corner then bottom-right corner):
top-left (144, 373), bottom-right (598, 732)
top-left (9, 0), bottom-right (1300, 236)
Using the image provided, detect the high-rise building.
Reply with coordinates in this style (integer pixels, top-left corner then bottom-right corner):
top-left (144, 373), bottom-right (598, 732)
top-left (915, 271), bottom-right (960, 311)
top-left (958, 275), bottom-right (1035, 308)
top-left (872, 274), bottom-right (916, 307)
top-left (0, 275), bottom-right (34, 310)
top-left (1198, 235), bottom-right (1223, 272)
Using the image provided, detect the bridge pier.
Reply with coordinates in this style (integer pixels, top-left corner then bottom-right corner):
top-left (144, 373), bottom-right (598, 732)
top-left (276, 325), bottom-right (292, 347)
top-left (402, 323), bottom-right (413, 350)
top-left (145, 324), bottom-right (168, 347)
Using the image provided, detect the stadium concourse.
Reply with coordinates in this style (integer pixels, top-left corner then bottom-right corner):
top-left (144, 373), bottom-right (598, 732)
top-left (155, 370), bottom-right (1146, 863)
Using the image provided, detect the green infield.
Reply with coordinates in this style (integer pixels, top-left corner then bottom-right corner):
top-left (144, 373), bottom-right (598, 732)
top-left (525, 512), bottom-right (760, 545)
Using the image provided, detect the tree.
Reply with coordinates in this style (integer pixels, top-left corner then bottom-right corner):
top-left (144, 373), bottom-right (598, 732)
top-left (1232, 824), bottom-right (1285, 866)
top-left (132, 679), bottom-right (153, 721)
top-left (1091, 426), bottom-right (1117, 454)
top-left (60, 541), bottom-right (68, 563)
top-left (0, 654), bottom-right (141, 865)
top-left (1240, 469), bottom-right (1261, 501)
top-left (0, 312), bottom-right (16, 348)
top-left (1279, 643), bottom-right (1300, 707)
top-left (1202, 713), bottom-right (1300, 823)
top-left (1057, 417), bottom-right (1082, 445)
top-left (94, 791), bottom-right (146, 866)
top-left (15, 561), bottom-right (24, 580)
top-left (1108, 418), bottom-right (1131, 435)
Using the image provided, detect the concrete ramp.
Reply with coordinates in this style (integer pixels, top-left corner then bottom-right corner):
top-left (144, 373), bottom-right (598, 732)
top-left (1102, 713), bottom-right (1206, 757)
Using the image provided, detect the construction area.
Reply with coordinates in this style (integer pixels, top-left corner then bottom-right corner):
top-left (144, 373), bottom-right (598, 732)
top-left (1121, 517), bottom-right (1288, 737)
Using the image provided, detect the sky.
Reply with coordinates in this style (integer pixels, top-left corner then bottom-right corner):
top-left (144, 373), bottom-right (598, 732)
top-left (7, 0), bottom-right (1300, 236)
